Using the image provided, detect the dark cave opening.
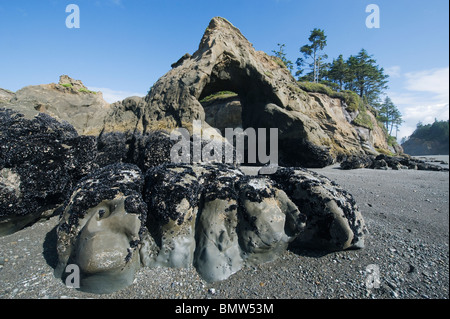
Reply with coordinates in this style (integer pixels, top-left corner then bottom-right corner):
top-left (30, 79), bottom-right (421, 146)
top-left (195, 55), bottom-right (331, 168)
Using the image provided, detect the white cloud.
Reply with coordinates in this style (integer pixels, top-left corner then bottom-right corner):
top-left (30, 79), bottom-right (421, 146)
top-left (404, 67), bottom-right (449, 101)
top-left (387, 67), bottom-right (449, 141)
top-left (399, 102), bottom-right (449, 139)
top-left (385, 65), bottom-right (401, 78)
top-left (89, 87), bottom-right (145, 103)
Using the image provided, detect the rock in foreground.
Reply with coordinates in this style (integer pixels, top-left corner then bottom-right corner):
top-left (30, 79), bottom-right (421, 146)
top-left (0, 109), bottom-right (96, 236)
top-left (55, 163), bottom-right (367, 293)
top-left (340, 154), bottom-right (448, 171)
top-left (55, 163), bottom-right (146, 294)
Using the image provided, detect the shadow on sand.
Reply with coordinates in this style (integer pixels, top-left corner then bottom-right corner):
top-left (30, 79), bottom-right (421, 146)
top-left (43, 225), bottom-right (58, 270)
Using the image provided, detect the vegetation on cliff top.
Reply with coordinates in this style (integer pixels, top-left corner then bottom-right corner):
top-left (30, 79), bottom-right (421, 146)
top-left (199, 91), bottom-right (238, 104)
top-left (272, 28), bottom-right (405, 148)
top-left (297, 82), bottom-right (362, 113)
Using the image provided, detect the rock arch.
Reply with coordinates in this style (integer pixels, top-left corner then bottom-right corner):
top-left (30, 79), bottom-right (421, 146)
top-left (142, 17), bottom-right (358, 167)
top-left (196, 50), bottom-right (283, 131)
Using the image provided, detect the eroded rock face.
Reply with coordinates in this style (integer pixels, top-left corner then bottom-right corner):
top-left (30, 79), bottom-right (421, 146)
top-left (139, 164), bottom-right (363, 285)
top-left (55, 163), bottom-right (146, 294)
top-left (268, 167), bottom-right (367, 251)
top-left (236, 176), bottom-right (306, 263)
top-left (137, 17), bottom-right (392, 167)
top-left (2, 76), bottom-right (110, 136)
top-left (0, 109), bottom-right (97, 236)
top-left (202, 95), bottom-right (242, 135)
top-left (51, 161), bottom-right (366, 294)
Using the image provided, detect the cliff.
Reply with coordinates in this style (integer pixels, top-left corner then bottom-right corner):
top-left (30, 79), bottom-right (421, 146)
top-left (1, 75), bottom-right (110, 136)
top-left (1, 17), bottom-right (395, 167)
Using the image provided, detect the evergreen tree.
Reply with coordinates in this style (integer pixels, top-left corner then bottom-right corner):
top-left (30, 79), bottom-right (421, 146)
top-left (296, 28), bottom-right (327, 83)
top-left (272, 43), bottom-right (293, 72)
top-left (345, 49), bottom-right (389, 104)
top-left (377, 96), bottom-right (403, 136)
top-left (410, 119), bottom-right (449, 143)
top-left (327, 54), bottom-right (347, 91)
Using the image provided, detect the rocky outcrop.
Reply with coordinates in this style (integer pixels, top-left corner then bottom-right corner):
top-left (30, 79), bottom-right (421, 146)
top-left (137, 17), bottom-right (392, 167)
top-left (102, 96), bottom-right (147, 134)
top-left (53, 162), bottom-right (366, 293)
top-left (401, 137), bottom-right (449, 156)
top-left (0, 109), bottom-right (97, 236)
top-left (340, 154), bottom-right (448, 171)
top-left (1, 18), bottom-right (395, 167)
top-left (0, 88), bottom-right (14, 105)
top-left (1, 75), bottom-right (110, 136)
top-left (55, 163), bottom-right (146, 294)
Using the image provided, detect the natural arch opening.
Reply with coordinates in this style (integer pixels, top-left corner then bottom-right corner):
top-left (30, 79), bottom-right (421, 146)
top-left (197, 56), bottom-right (284, 166)
top-left (198, 54), bottom-right (283, 131)
top-left (200, 91), bottom-right (242, 136)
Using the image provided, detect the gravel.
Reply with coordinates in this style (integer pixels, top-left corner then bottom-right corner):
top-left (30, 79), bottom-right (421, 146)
top-left (1, 158), bottom-right (448, 300)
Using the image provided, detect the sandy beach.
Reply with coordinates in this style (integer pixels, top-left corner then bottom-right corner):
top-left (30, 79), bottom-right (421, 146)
top-left (1, 157), bottom-right (448, 300)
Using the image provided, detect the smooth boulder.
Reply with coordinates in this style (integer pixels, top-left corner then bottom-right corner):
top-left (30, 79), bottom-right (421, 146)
top-left (55, 163), bottom-right (147, 294)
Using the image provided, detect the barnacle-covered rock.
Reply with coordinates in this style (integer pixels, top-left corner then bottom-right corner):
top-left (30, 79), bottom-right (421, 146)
top-left (0, 109), bottom-right (96, 236)
top-left (54, 162), bottom-right (367, 293)
top-left (141, 163), bottom-right (361, 283)
top-left (142, 164), bottom-right (203, 268)
top-left (340, 154), bottom-right (447, 171)
top-left (267, 167), bottom-right (367, 251)
top-left (96, 130), bottom-right (176, 171)
top-left (237, 176), bottom-right (306, 264)
top-left (55, 163), bottom-right (146, 294)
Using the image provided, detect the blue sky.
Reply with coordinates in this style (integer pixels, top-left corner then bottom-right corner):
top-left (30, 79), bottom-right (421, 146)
top-left (0, 0), bottom-right (448, 140)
